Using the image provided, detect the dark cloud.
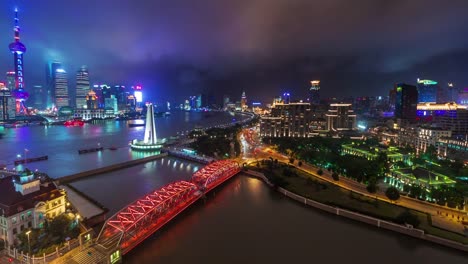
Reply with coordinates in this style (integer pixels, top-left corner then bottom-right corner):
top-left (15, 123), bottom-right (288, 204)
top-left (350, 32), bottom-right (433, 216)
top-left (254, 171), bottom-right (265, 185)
top-left (0, 0), bottom-right (468, 103)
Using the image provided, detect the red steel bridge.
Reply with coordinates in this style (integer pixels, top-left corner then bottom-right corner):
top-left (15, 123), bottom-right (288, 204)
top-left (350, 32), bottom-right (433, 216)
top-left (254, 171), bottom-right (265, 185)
top-left (96, 160), bottom-right (240, 257)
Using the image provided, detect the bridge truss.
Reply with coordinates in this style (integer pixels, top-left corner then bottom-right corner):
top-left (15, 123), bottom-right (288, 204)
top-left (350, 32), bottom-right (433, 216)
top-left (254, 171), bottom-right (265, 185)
top-left (96, 180), bottom-right (199, 254)
top-left (192, 160), bottom-right (240, 190)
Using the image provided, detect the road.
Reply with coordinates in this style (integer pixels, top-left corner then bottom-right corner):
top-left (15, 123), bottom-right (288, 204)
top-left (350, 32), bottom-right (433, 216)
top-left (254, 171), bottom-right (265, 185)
top-left (239, 128), bottom-right (467, 234)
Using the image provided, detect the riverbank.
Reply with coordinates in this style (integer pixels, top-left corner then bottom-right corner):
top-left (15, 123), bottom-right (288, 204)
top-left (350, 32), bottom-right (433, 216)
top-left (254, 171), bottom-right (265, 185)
top-left (243, 168), bottom-right (468, 252)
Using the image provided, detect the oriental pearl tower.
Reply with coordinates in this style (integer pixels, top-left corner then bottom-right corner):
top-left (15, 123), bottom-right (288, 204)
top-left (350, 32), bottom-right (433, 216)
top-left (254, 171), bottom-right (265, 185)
top-left (9, 8), bottom-right (29, 114)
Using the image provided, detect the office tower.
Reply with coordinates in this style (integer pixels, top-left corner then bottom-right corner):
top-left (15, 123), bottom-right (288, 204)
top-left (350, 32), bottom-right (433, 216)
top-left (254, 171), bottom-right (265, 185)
top-left (261, 102), bottom-right (312, 137)
top-left (46, 62), bottom-right (61, 109)
top-left (0, 85), bottom-right (15, 121)
top-left (6, 71), bottom-right (15, 91)
top-left (189, 96), bottom-right (197, 109)
top-left (326, 103), bottom-right (357, 131)
top-left (223, 95), bottom-right (230, 109)
top-left (459, 88), bottom-right (468, 105)
top-left (105, 95), bottom-right (118, 114)
top-left (282, 92), bottom-right (291, 104)
top-left (445, 83), bottom-right (458, 103)
top-left (8, 8), bottom-right (29, 114)
top-left (309, 80), bottom-right (320, 104)
top-left (132, 85), bottom-right (144, 109)
top-left (76, 66), bottom-right (90, 109)
top-left (113, 85), bottom-right (127, 112)
top-left (241, 91), bottom-right (247, 111)
top-left (86, 90), bottom-right (98, 109)
top-left (417, 79), bottom-right (438, 103)
top-left (196, 94), bottom-right (202, 109)
top-left (33, 85), bottom-right (44, 109)
top-left (394, 83), bottom-right (418, 121)
top-left (54, 68), bottom-right (69, 108)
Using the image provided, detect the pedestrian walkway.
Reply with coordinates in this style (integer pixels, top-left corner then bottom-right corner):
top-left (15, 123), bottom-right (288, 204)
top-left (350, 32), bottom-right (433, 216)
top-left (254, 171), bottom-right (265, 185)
top-left (60, 185), bottom-right (106, 220)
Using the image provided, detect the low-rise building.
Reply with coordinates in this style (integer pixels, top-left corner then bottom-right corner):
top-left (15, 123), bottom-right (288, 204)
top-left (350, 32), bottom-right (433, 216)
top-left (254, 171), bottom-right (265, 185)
top-left (437, 138), bottom-right (467, 161)
top-left (341, 144), bottom-right (409, 163)
top-left (0, 170), bottom-right (66, 246)
top-left (74, 108), bottom-right (115, 121)
top-left (417, 128), bottom-right (451, 154)
top-left (386, 167), bottom-right (456, 190)
top-left (326, 103), bottom-right (357, 131)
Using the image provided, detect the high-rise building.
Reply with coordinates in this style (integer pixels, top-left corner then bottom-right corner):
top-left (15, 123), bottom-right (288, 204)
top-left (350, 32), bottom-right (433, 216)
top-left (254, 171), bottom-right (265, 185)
top-left (240, 91), bottom-right (247, 111)
top-left (86, 90), bottom-right (98, 109)
top-left (8, 8), bottom-right (29, 114)
top-left (394, 83), bottom-right (418, 121)
top-left (309, 80), bottom-right (320, 104)
top-left (223, 95), bottom-right (230, 109)
top-left (261, 102), bottom-right (312, 137)
top-left (0, 85), bottom-right (16, 121)
top-left (189, 96), bottom-right (197, 110)
top-left (54, 69), bottom-right (69, 108)
top-left (446, 83), bottom-right (458, 103)
top-left (325, 103), bottom-right (357, 131)
top-left (6, 71), bottom-right (15, 91)
top-left (114, 85), bottom-right (128, 111)
top-left (196, 94), bottom-right (202, 109)
top-left (282, 92), bottom-right (291, 104)
top-left (105, 95), bottom-right (118, 114)
top-left (46, 62), bottom-right (61, 109)
top-left (32, 85), bottom-right (44, 109)
top-left (459, 88), bottom-right (468, 106)
top-left (417, 79), bottom-right (438, 103)
top-left (76, 66), bottom-right (90, 109)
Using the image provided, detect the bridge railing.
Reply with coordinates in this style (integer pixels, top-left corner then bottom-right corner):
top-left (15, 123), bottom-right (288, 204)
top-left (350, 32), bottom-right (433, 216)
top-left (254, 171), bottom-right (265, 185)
top-left (96, 181), bottom-right (198, 249)
top-left (192, 160), bottom-right (240, 188)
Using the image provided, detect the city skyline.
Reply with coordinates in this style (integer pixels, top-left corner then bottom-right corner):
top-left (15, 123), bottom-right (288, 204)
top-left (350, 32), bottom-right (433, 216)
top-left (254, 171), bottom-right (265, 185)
top-left (1, 1), bottom-right (468, 103)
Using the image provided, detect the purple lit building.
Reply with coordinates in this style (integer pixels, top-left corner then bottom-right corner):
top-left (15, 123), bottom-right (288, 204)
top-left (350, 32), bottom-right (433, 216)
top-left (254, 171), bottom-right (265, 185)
top-left (8, 8), bottom-right (29, 114)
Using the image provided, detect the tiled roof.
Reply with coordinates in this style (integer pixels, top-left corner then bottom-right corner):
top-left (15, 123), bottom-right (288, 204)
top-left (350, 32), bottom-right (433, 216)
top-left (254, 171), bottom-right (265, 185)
top-left (0, 175), bottom-right (63, 217)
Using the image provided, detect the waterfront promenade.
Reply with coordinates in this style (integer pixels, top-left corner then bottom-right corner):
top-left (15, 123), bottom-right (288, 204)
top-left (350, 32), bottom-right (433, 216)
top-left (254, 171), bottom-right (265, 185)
top-left (243, 169), bottom-right (468, 252)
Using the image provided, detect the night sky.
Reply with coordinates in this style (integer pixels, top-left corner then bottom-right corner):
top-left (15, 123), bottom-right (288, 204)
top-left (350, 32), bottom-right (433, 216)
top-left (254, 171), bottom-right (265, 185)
top-left (1, 0), bottom-right (468, 104)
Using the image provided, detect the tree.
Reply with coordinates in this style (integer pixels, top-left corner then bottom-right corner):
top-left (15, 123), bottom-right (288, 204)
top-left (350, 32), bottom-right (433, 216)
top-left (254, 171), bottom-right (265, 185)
top-left (409, 185), bottom-right (422, 199)
top-left (48, 215), bottom-right (71, 240)
top-left (395, 210), bottom-right (420, 227)
top-left (366, 177), bottom-right (378, 193)
top-left (385, 187), bottom-right (400, 201)
top-left (317, 169), bottom-right (323, 176)
top-left (403, 184), bottom-right (410, 193)
top-left (332, 172), bottom-right (339, 181)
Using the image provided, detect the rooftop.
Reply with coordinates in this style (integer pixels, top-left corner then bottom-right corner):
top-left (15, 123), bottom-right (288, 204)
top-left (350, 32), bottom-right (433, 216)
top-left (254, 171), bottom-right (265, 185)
top-left (0, 172), bottom-right (63, 217)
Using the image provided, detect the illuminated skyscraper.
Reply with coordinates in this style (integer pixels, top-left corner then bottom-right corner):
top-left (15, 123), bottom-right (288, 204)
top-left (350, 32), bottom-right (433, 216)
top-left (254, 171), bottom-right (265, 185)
top-left (32, 85), bottom-right (44, 109)
top-left (6, 71), bottom-right (15, 91)
top-left (9, 8), bottom-right (29, 114)
top-left (54, 68), bottom-right (69, 108)
top-left (46, 62), bottom-right (61, 109)
top-left (394, 83), bottom-right (418, 121)
top-left (76, 66), bottom-right (90, 109)
top-left (0, 85), bottom-right (16, 121)
top-left (241, 91), bottom-right (247, 111)
top-left (309, 80), bottom-right (320, 104)
top-left (417, 79), bottom-right (438, 103)
top-left (282, 92), bottom-right (291, 104)
top-left (326, 103), bottom-right (356, 131)
top-left (86, 90), bottom-right (98, 109)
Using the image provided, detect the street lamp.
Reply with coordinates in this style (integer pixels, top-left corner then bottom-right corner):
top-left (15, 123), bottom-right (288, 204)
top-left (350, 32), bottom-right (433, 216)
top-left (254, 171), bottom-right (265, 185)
top-left (25, 230), bottom-right (31, 254)
top-left (76, 214), bottom-right (81, 229)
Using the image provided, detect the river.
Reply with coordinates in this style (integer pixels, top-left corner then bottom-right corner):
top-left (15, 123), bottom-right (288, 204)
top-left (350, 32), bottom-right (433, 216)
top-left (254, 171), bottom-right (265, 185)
top-left (1, 111), bottom-right (465, 263)
top-left (0, 111), bottom-right (241, 178)
top-left (69, 163), bottom-right (466, 263)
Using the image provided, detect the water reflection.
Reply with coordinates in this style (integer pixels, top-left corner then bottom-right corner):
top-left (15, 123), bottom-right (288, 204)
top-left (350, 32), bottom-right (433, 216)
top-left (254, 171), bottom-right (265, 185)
top-left (124, 176), bottom-right (467, 264)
